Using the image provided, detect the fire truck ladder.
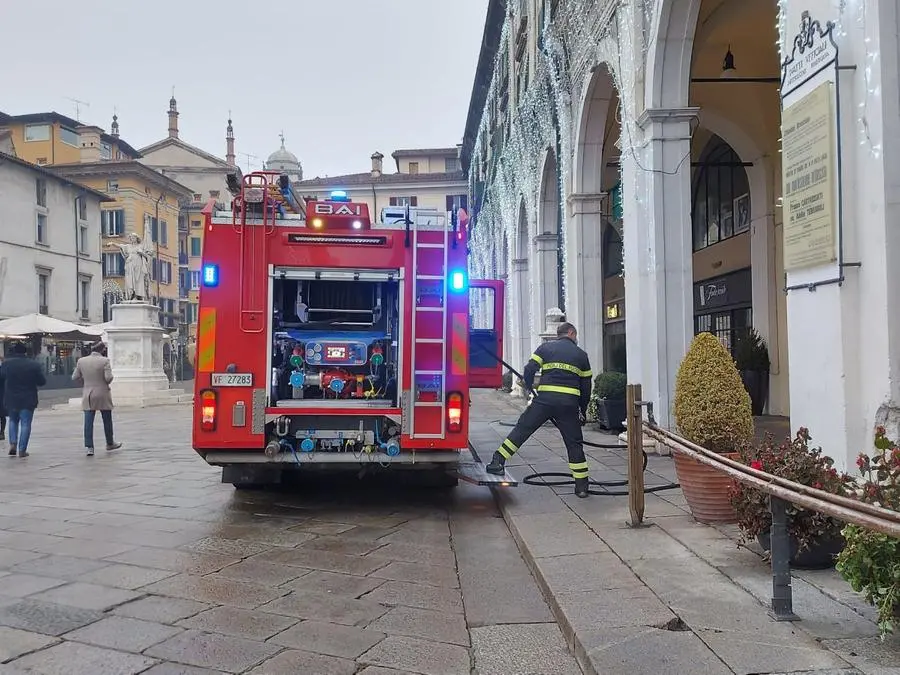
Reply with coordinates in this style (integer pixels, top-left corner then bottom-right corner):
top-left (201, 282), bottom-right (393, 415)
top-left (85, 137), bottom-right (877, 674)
top-left (236, 173), bottom-right (276, 334)
top-left (409, 211), bottom-right (449, 441)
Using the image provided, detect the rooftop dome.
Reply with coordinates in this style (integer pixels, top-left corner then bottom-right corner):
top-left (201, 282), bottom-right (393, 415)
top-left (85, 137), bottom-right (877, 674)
top-left (268, 145), bottom-right (297, 164)
top-left (266, 132), bottom-right (302, 179)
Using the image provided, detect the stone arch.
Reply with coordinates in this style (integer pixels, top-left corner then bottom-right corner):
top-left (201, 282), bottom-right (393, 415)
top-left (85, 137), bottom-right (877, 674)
top-left (695, 108), bottom-right (781, 402)
top-left (569, 62), bottom-right (619, 373)
top-left (646, 0), bottom-right (702, 109)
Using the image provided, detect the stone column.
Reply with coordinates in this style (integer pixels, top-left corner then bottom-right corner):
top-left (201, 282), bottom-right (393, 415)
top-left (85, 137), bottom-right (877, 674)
top-left (534, 233), bottom-right (560, 327)
top-left (623, 107), bottom-right (698, 428)
top-left (565, 192), bottom-right (606, 375)
top-left (498, 272), bottom-right (510, 366)
top-left (509, 258), bottom-right (531, 388)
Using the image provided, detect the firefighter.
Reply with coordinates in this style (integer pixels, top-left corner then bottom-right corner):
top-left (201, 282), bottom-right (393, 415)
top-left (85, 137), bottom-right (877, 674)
top-left (486, 321), bottom-right (593, 498)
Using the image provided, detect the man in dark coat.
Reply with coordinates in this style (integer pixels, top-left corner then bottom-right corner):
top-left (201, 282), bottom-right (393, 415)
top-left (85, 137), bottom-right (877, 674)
top-left (1, 343), bottom-right (46, 457)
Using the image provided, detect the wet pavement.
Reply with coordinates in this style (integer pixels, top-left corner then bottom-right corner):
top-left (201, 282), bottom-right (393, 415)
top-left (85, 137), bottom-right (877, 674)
top-left (0, 405), bottom-right (582, 674)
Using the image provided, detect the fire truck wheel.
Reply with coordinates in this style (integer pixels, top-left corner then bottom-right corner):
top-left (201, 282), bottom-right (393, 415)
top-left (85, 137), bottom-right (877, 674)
top-left (233, 483), bottom-right (266, 491)
top-left (421, 469), bottom-right (458, 489)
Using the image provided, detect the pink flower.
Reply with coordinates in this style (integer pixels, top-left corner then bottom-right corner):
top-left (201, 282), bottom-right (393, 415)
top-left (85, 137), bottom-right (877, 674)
top-left (750, 460), bottom-right (763, 471)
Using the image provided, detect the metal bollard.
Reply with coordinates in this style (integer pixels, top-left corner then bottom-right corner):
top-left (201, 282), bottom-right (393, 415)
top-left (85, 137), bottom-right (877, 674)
top-left (769, 495), bottom-right (799, 621)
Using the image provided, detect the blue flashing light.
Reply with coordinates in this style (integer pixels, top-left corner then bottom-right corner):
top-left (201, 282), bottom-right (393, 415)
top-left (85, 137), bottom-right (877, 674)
top-left (329, 190), bottom-right (350, 202)
top-left (450, 270), bottom-right (467, 292)
top-left (202, 264), bottom-right (219, 287)
top-left (300, 437), bottom-right (315, 453)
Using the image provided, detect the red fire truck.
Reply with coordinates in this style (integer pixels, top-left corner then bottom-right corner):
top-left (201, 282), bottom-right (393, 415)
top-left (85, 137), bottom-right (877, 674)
top-left (192, 171), bottom-right (515, 489)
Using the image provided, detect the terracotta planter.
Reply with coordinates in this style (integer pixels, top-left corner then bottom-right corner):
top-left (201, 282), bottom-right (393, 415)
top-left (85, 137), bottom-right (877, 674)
top-left (673, 451), bottom-right (739, 524)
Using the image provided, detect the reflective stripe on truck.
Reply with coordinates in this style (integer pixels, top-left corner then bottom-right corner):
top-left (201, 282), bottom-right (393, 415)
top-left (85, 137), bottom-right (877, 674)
top-left (197, 307), bottom-right (216, 373)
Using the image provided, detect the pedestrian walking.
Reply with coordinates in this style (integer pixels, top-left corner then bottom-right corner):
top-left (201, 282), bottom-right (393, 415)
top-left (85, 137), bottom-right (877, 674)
top-left (486, 322), bottom-right (594, 498)
top-left (1, 342), bottom-right (46, 458)
top-left (72, 342), bottom-right (122, 457)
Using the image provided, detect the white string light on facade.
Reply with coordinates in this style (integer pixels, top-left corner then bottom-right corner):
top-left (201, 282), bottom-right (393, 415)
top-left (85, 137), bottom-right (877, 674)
top-left (468, 0), bottom-right (658, 316)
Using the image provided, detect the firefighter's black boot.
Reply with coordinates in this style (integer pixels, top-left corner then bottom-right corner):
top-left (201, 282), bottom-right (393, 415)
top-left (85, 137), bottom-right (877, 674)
top-left (574, 477), bottom-right (589, 498)
top-left (485, 451), bottom-right (506, 475)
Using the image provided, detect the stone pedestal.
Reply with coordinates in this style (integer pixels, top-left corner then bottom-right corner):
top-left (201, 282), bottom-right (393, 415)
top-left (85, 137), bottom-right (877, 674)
top-left (56, 302), bottom-right (193, 410)
top-left (539, 307), bottom-right (566, 343)
top-left (105, 301), bottom-right (170, 405)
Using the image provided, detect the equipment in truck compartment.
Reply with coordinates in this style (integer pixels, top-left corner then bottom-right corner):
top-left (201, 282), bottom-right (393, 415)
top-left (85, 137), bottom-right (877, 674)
top-left (271, 330), bottom-right (397, 405)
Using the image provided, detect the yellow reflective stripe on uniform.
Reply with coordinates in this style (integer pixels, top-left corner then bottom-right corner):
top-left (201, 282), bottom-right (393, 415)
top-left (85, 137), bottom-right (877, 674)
top-left (569, 461), bottom-right (590, 479)
top-left (537, 384), bottom-right (581, 396)
top-left (498, 438), bottom-right (518, 460)
top-left (540, 362), bottom-right (591, 378)
top-left (529, 353), bottom-right (544, 366)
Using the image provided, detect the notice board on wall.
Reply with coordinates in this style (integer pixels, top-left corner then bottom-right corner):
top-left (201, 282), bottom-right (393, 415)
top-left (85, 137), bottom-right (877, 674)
top-left (781, 81), bottom-right (838, 271)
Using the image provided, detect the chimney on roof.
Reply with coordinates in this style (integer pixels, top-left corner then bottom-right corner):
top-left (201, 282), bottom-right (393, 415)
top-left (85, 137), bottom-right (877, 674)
top-left (226, 116), bottom-right (235, 167)
top-left (371, 151), bottom-right (384, 178)
top-left (77, 125), bottom-right (104, 163)
top-left (168, 92), bottom-right (179, 139)
top-left (111, 113), bottom-right (119, 138)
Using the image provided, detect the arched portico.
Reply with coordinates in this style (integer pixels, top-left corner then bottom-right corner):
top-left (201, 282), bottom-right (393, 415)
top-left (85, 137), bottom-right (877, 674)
top-left (569, 63), bottom-right (619, 376)
top-left (629, 0), bottom-right (786, 425)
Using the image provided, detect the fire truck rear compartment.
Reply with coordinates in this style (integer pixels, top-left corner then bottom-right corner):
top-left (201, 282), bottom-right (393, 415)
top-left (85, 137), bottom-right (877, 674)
top-left (270, 275), bottom-right (400, 408)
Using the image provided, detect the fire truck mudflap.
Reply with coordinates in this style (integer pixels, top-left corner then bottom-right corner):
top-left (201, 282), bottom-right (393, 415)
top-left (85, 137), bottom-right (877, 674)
top-left (192, 172), bottom-right (517, 489)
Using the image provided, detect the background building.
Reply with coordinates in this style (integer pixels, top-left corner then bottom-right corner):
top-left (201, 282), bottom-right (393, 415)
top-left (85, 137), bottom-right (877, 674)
top-left (0, 152), bottom-right (108, 323)
top-left (0, 111), bottom-right (141, 165)
top-left (0, 109), bottom-right (195, 330)
top-left (48, 158), bottom-right (193, 328)
top-left (462, 0), bottom-right (900, 472)
top-left (138, 97), bottom-right (238, 337)
top-left (296, 147), bottom-right (467, 220)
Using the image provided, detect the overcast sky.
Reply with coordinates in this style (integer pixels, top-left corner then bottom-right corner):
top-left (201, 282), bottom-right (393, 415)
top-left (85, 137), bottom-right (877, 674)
top-left (1, 0), bottom-right (488, 178)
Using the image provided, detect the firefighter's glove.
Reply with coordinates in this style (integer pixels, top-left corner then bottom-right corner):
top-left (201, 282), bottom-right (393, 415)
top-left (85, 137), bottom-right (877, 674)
top-left (579, 410), bottom-right (587, 426)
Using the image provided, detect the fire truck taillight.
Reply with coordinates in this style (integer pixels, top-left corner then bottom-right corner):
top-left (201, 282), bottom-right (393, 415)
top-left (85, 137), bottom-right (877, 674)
top-left (447, 392), bottom-right (463, 433)
top-left (200, 389), bottom-right (218, 432)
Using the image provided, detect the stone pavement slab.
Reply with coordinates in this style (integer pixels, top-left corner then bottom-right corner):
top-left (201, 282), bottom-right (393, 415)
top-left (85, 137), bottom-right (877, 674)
top-left (470, 622), bottom-right (583, 675)
top-left (470, 390), bottom-right (899, 675)
top-left (9, 639), bottom-right (158, 674)
top-left (0, 404), bottom-right (584, 673)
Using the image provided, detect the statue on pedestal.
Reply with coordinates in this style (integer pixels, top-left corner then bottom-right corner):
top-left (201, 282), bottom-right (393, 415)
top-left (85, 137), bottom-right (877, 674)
top-left (106, 229), bottom-right (153, 302)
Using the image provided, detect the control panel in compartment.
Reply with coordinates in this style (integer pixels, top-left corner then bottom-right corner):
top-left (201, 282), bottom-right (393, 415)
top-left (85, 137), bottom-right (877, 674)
top-left (270, 274), bottom-right (399, 406)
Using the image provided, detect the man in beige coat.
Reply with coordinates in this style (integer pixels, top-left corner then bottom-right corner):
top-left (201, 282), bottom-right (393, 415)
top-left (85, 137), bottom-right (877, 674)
top-left (73, 343), bottom-right (123, 457)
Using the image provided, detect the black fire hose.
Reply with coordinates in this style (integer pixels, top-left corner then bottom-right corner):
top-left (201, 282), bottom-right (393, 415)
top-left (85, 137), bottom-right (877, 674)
top-left (474, 344), bottom-right (680, 496)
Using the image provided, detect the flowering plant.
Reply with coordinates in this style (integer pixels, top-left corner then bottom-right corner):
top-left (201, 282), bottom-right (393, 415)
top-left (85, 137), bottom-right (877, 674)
top-left (836, 426), bottom-right (900, 638)
top-left (728, 428), bottom-right (850, 552)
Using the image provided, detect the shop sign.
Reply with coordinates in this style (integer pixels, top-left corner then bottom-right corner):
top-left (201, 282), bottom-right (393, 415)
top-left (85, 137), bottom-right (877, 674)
top-left (781, 11), bottom-right (838, 99)
top-left (694, 268), bottom-right (752, 312)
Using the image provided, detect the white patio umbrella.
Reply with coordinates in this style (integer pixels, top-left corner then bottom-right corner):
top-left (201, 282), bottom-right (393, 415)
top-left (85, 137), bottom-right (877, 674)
top-left (0, 314), bottom-right (105, 342)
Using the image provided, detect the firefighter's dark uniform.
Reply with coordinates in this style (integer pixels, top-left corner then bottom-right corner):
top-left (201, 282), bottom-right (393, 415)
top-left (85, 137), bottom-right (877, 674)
top-left (486, 336), bottom-right (593, 497)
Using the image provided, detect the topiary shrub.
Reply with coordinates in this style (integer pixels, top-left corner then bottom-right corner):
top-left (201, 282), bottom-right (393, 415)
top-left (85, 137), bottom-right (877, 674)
top-left (586, 371), bottom-right (627, 425)
top-left (673, 332), bottom-right (754, 454)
